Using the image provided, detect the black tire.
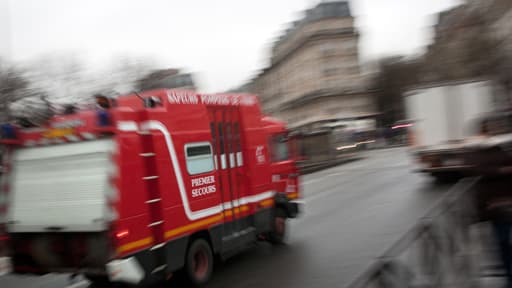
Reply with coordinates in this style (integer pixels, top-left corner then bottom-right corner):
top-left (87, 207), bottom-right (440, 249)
top-left (268, 208), bottom-right (288, 245)
top-left (84, 275), bottom-right (110, 288)
top-left (431, 172), bottom-right (461, 183)
top-left (185, 238), bottom-right (214, 286)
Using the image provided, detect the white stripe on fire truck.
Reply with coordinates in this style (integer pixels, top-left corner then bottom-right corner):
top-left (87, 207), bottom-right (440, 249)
top-left (80, 132), bottom-right (96, 140)
top-left (65, 135), bottom-right (80, 142)
top-left (220, 191), bottom-right (275, 210)
top-left (220, 154), bottom-right (226, 169)
top-left (117, 121), bottom-right (138, 132)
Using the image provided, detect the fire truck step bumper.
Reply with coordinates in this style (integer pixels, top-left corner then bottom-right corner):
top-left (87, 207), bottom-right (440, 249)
top-left (275, 193), bottom-right (301, 218)
top-left (286, 202), bottom-right (300, 218)
top-left (0, 257), bottom-right (12, 276)
top-left (106, 257), bottom-right (145, 284)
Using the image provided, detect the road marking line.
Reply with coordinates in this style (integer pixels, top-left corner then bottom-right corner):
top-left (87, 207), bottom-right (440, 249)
top-left (302, 179), bottom-right (321, 185)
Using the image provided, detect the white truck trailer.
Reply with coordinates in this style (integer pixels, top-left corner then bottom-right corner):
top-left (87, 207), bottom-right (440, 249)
top-left (405, 80), bottom-right (499, 181)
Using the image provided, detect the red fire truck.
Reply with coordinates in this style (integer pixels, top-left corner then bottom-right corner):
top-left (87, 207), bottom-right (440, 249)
top-left (0, 90), bottom-right (300, 286)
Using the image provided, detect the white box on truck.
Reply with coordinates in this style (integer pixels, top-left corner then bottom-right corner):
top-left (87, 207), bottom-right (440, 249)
top-left (405, 80), bottom-right (496, 148)
top-left (405, 80), bottom-right (499, 181)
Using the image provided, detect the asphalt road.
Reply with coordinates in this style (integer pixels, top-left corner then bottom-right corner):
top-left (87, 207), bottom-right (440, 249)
top-left (0, 147), bottom-right (454, 288)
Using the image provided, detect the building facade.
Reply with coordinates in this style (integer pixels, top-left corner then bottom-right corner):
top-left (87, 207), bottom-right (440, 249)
top-left (248, 1), bottom-right (376, 129)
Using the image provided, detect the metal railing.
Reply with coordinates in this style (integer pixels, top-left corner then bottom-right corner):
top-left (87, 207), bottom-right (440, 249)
top-left (346, 177), bottom-right (482, 288)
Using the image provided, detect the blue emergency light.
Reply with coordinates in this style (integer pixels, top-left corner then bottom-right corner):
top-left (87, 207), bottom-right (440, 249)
top-left (97, 110), bottom-right (111, 127)
top-left (1, 124), bottom-right (17, 139)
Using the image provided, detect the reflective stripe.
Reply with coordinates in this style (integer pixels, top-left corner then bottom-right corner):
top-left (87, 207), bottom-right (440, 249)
top-left (236, 152), bottom-right (243, 166)
top-left (220, 154), bottom-right (226, 169)
top-left (151, 264), bottom-right (167, 274)
top-left (145, 198), bottom-right (161, 204)
top-left (219, 153), bottom-right (243, 169)
top-left (148, 221), bottom-right (163, 227)
top-left (223, 205), bottom-right (250, 217)
top-left (287, 192), bottom-right (299, 200)
top-left (150, 243), bottom-right (166, 250)
top-left (260, 198), bottom-right (274, 208)
top-left (238, 191), bottom-right (275, 205)
top-left (65, 135), bottom-right (80, 142)
top-left (229, 153), bottom-right (235, 167)
top-left (117, 237), bottom-right (154, 254)
top-left (140, 153), bottom-right (155, 157)
top-left (164, 214), bottom-right (223, 239)
top-left (81, 132), bottom-right (96, 140)
top-left (117, 121), bottom-right (138, 132)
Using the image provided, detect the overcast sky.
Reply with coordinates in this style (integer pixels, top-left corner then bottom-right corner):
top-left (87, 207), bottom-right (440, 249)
top-left (0, 0), bottom-right (461, 92)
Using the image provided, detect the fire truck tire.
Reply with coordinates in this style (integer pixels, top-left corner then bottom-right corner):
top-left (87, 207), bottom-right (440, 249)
top-left (84, 275), bottom-right (110, 288)
top-left (431, 172), bottom-right (461, 183)
top-left (185, 238), bottom-right (214, 286)
top-left (268, 207), bottom-right (287, 245)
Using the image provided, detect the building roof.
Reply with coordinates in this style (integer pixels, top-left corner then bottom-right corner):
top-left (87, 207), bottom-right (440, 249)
top-left (273, 1), bottom-right (351, 52)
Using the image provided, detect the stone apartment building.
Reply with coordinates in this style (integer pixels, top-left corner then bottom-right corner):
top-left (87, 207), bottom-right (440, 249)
top-left (248, 1), bottom-right (376, 129)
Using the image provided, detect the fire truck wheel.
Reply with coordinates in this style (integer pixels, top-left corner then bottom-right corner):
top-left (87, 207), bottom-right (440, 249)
top-left (185, 238), bottom-right (213, 286)
top-left (269, 208), bottom-right (287, 245)
top-left (84, 275), bottom-right (110, 288)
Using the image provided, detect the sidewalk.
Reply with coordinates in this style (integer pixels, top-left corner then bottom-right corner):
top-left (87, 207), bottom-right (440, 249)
top-left (471, 222), bottom-right (508, 288)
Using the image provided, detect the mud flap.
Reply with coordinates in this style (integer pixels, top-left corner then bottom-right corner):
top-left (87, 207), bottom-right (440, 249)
top-left (275, 193), bottom-right (300, 218)
top-left (0, 257), bottom-right (12, 276)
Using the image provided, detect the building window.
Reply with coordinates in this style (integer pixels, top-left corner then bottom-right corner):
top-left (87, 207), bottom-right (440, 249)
top-left (185, 142), bottom-right (214, 175)
top-left (323, 67), bottom-right (339, 77)
top-left (347, 65), bottom-right (359, 75)
top-left (326, 105), bottom-right (342, 114)
top-left (342, 40), bottom-right (355, 50)
top-left (320, 42), bottom-right (337, 57)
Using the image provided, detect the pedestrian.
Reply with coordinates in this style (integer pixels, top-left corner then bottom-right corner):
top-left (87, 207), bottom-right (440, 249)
top-left (470, 139), bottom-right (512, 288)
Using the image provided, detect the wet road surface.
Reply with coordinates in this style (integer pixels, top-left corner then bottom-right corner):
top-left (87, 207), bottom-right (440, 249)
top-left (0, 148), bottom-right (453, 287)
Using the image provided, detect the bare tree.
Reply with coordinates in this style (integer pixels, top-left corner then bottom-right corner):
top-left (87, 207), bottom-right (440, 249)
top-left (372, 57), bottom-right (421, 126)
top-left (3, 53), bottom-right (162, 123)
top-left (24, 54), bottom-right (91, 103)
top-left (0, 61), bottom-right (30, 122)
top-left (23, 54), bottom-right (159, 104)
top-left (102, 55), bottom-right (158, 95)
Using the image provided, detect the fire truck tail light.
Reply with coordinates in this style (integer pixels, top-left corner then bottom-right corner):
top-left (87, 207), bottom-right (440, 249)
top-left (115, 230), bottom-right (129, 240)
